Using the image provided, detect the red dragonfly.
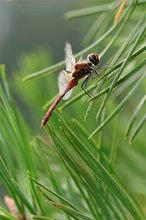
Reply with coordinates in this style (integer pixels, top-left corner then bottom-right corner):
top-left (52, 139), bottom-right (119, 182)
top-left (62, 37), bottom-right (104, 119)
top-left (41, 42), bottom-right (100, 127)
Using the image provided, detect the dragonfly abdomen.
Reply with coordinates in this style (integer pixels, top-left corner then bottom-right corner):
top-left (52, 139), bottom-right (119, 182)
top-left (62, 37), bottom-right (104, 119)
top-left (41, 79), bottom-right (78, 127)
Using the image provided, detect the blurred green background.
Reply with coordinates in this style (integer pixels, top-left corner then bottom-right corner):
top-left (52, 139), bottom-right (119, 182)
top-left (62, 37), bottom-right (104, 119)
top-left (1, 0), bottom-right (101, 71)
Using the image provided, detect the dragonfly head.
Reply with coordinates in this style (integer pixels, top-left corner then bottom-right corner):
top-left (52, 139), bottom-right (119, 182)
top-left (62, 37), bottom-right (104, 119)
top-left (87, 53), bottom-right (99, 66)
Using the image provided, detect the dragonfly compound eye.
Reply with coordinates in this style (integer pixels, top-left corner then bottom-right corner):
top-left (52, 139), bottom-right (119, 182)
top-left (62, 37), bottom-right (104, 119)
top-left (87, 53), bottom-right (99, 65)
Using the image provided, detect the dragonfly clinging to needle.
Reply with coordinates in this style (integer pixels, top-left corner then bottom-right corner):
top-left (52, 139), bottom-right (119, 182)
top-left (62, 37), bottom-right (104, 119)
top-left (41, 42), bottom-right (100, 127)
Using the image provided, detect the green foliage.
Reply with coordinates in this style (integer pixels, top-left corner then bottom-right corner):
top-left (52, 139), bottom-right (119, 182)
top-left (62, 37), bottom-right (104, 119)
top-left (0, 1), bottom-right (146, 220)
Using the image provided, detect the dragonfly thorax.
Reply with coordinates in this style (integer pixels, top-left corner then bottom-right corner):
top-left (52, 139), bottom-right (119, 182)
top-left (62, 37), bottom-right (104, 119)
top-left (72, 62), bottom-right (93, 81)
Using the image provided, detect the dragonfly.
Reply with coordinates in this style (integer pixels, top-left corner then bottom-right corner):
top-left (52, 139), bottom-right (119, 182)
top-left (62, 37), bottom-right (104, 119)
top-left (41, 42), bottom-right (100, 127)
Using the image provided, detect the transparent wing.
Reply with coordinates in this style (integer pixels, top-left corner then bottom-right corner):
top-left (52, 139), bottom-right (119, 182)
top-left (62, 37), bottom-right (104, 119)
top-left (65, 42), bottom-right (76, 73)
top-left (77, 55), bottom-right (83, 63)
top-left (58, 70), bottom-right (73, 100)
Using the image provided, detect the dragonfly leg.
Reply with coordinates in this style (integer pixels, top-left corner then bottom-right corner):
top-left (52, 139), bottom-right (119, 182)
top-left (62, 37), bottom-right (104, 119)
top-left (81, 75), bottom-right (93, 97)
top-left (81, 69), bottom-right (101, 97)
top-left (92, 69), bottom-right (100, 78)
